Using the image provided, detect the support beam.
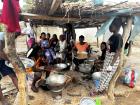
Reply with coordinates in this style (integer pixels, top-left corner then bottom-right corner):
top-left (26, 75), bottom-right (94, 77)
top-left (20, 13), bottom-right (107, 22)
top-left (97, 37), bottom-right (99, 48)
top-left (5, 32), bottom-right (28, 105)
top-left (48, 0), bottom-right (62, 15)
top-left (127, 41), bottom-right (132, 56)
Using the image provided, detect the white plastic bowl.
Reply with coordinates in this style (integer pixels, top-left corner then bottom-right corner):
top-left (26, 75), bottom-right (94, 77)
top-left (92, 72), bottom-right (101, 80)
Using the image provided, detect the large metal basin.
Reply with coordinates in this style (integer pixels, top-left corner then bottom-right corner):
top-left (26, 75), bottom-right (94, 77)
top-left (79, 64), bottom-right (92, 73)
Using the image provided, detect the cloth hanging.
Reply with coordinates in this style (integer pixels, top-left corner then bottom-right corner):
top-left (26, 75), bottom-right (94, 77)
top-left (0, 0), bottom-right (21, 32)
top-left (95, 16), bottom-right (115, 37)
top-left (128, 16), bottom-right (140, 41)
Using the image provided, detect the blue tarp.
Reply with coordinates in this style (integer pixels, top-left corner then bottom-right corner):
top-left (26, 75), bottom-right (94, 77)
top-left (128, 16), bottom-right (140, 41)
top-left (93, 0), bottom-right (103, 6)
top-left (105, 8), bottom-right (132, 17)
top-left (95, 16), bottom-right (115, 37)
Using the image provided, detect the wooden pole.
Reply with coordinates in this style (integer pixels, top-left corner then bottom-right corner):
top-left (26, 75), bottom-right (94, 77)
top-left (107, 17), bottom-right (132, 101)
top-left (96, 27), bottom-right (99, 48)
top-left (97, 37), bottom-right (99, 48)
top-left (127, 41), bottom-right (132, 56)
top-left (5, 32), bottom-right (28, 105)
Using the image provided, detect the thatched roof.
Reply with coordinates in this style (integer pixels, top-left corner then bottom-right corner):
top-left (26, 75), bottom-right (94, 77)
top-left (21, 0), bottom-right (140, 28)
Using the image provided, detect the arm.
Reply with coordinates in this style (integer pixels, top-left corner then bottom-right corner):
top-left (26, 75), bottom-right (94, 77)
top-left (0, 41), bottom-right (9, 61)
top-left (110, 48), bottom-right (121, 66)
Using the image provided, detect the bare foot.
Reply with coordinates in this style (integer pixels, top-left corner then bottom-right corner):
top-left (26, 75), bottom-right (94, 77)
top-left (31, 85), bottom-right (39, 93)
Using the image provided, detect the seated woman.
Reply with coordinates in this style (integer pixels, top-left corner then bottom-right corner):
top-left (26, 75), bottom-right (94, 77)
top-left (49, 34), bottom-right (59, 53)
top-left (73, 35), bottom-right (89, 70)
top-left (56, 35), bottom-right (67, 62)
top-left (39, 32), bottom-right (56, 64)
top-left (92, 42), bottom-right (107, 72)
top-left (27, 43), bottom-right (48, 92)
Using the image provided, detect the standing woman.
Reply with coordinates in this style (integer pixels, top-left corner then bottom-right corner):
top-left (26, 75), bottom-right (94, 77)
top-left (92, 25), bottom-right (123, 94)
top-left (22, 22), bottom-right (36, 49)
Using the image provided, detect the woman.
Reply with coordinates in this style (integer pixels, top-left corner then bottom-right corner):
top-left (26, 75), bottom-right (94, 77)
top-left (92, 25), bottom-right (123, 94)
top-left (73, 35), bottom-right (89, 70)
top-left (56, 35), bottom-right (67, 62)
top-left (22, 22), bottom-right (36, 49)
top-left (92, 42), bottom-right (107, 72)
top-left (39, 32), bottom-right (55, 64)
top-left (49, 34), bottom-right (59, 52)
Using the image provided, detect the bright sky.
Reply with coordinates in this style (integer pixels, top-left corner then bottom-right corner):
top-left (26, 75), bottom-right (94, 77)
top-left (0, 0), bottom-right (140, 9)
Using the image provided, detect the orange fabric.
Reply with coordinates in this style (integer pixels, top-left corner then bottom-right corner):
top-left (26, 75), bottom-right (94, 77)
top-left (75, 42), bottom-right (89, 52)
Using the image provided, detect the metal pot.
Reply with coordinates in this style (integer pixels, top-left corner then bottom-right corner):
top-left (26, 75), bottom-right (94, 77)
top-left (45, 74), bottom-right (66, 92)
top-left (79, 64), bottom-right (92, 73)
top-left (55, 63), bottom-right (67, 70)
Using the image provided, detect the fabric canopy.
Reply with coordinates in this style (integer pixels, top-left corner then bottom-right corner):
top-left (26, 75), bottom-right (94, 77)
top-left (95, 16), bottom-right (115, 37)
top-left (128, 16), bottom-right (140, 41)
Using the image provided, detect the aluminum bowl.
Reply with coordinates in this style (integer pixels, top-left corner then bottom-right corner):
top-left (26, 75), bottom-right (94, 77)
top-left (55, 63), bottom-right (67, 70)
top-left (92, 72), bottom-right (101, 80)
top-left (46, 74), bottom-right (66, 86)
top-left (46, 74), bottom-right (66, 92)
top-left (79, 64), bottom-right (92, 73)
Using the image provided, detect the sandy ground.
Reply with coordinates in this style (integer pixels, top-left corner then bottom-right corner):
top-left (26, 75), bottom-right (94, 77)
top-left (1, 36), bottom-right (140, 105)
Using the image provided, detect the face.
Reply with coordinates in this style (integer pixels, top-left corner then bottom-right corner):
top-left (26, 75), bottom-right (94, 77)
top-left (100, 43), bottom-right (106, 50)
top-left (79, 37), bottom-right (84, 43)
top-left (41, 34), bottom-right (46, 39)
top-left (109, 25), bottom-right (118, 33)
top-left (53, 35), bottom-right (57, 39)
top-left (46, 34), bottom-right (50, 39)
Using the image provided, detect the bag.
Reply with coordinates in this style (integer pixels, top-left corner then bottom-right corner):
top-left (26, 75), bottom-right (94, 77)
top-left (123, 67), bottom-right (138, 88)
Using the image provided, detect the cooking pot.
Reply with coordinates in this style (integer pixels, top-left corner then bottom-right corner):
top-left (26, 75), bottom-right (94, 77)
top-left (45, 74), bottom-right (71, 92)
top-left (54, 63), bottom-right (67, 70)
top-left (79, 64), bottom-right (92, 73)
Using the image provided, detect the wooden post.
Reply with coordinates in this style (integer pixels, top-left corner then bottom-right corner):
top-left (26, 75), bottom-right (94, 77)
top-left (97, 37), bottom-right (99, 48)
top-left (107, 17), bottom-right (132, 101)
top-left (5, 32), bottom-right (28, 105)
top-left (127, 41), bottom-right (132, 56)
top-left (96, 26), bottom-right (99, 48)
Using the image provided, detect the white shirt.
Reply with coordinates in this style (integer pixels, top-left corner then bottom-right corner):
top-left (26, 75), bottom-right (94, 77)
top-left (22, 26), bottom-right (35, 41)
top-left (59, 40), bottom-right (66, 52)
top-left (0, 32), bottom-right (4, 41)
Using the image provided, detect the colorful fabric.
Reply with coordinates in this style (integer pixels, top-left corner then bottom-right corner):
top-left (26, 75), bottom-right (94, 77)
top-left (45, 49), bottom-right (56, 64)
top-left (27, 38), bottom-right (35, 48)
top-left (0, 0), bottom-right (20, 32)
top-left (96, 51), bottom-right (119, 92)
top-left (40, 39), bottom-right (49, 48)
top-left (75, 42), bottom-right (89, 52)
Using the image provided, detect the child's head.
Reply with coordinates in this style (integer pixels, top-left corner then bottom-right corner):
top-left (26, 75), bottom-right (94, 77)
top-left (40, 32), bottom-right (46, 39)
top-left (46, 33), bottom-right (51, 40)
top-left (59, 34), bottom-right (65, 41)
top-left (100, 42), bottom-right (107, 51)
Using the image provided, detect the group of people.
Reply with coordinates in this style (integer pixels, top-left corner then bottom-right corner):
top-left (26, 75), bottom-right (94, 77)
top-left (0, 23), bottom-right (123, 104)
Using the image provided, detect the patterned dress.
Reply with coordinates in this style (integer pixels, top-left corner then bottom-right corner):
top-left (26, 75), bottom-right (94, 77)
top-left (96, 51), bottom-right (120, 92)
